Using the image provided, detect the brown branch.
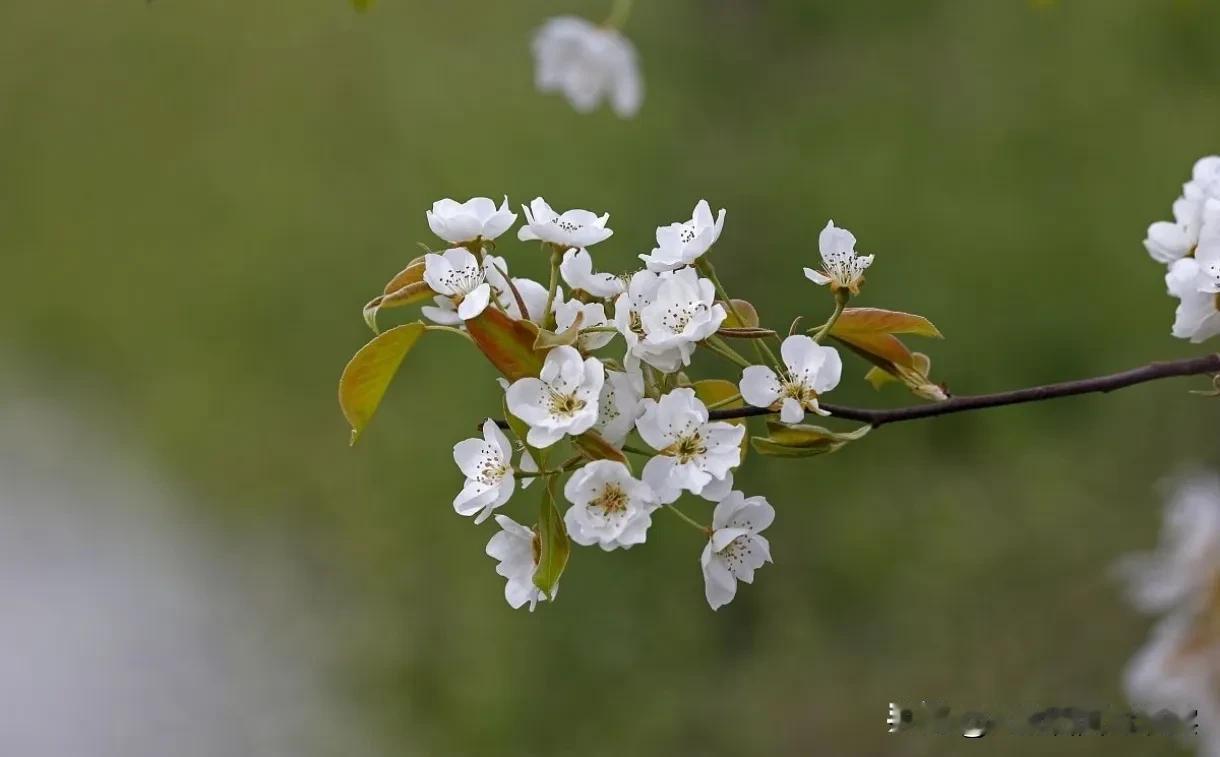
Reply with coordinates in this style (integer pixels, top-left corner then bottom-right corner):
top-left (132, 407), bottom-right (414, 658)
top-left (707, 354), bottom-right (1220, 427)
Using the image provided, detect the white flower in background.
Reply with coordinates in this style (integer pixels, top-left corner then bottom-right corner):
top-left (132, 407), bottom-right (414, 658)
top-left (563, 460), bottom-right (658, 550)
top-left (592, 366), bottom-right (644, 446)
top-left (637, 388), bottom-right (744, 503)
top-left (701, 491), bottom-right (774, 611)
top-left (532, 16), bottom-right (642, 119)
top-left (804, 220), bottom-right (874, 296)
top-left (426, 196), bottom-right (518, 245)
top-left (1166, 258), bottom-right (1220, 343)
top-left (554, 298), bottom-right (614, 351)
top-left (740, 335), bottom-right (843, 423)
top-left (560, 248), bottom-right (625, 298)
top-left (451, 420), bottom-right (515, 523)
top-left (506, 345), bottom-right (604, 447)
top-left (639, 200), bottom-right (727, 272)
top-left (420, 248), bottom-right (492, 324)
top-left (518, 197), bottom-right (614, 249)
top-left (1118, 475), bottom-right (1220, 754)
top-left (616, 268), bottom-right (726, 372)
top-left (486, 515), bottom-right (551, 611)
top-left (483, 255), bottom-right (553, 323)
top-left (1145, 156), bottom-right (1220, 264)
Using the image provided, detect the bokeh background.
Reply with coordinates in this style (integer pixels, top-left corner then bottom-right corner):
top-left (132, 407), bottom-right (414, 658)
top-left (3, 0), bottom-right (1219, 754)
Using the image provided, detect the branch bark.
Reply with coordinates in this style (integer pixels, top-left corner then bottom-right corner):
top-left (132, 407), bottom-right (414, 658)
top-left (707, 354), bottom-right (1220, 427)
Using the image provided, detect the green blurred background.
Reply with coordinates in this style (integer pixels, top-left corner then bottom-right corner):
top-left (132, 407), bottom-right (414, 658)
top-left (3, 0), bottom-right (1219, 754)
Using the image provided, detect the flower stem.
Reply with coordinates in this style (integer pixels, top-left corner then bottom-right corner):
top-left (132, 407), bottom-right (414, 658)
top-left (424, 324), bottom-right (473, 342)
top-left (704, 392), bottom-right (742, 410)
top-left (810, 291), bottom-right (849, 343)
top-left (543, 245), bottom-right (563, 331)
top-left (703, 335), bottom-right (753, 370)
top-left (665, 504), bottom-right (711, 536)
top-left (699, 257), bottom-right (783, 372)
top-left (580, 325), bottom-right (620, 335)
top-left (620, 443), bottom-right (653, 456)
top-left (605, 0), bottom-right (635, 29)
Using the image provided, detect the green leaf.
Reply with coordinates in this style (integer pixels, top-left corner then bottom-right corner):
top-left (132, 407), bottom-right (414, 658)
top-left (466, 308), bottom-right (547, 380)
top-left (338, 322), bottom-right (426, 445)
top-left (718, 299), bottom-right (760, 329)
top-left (573, 430), bottom-right (630, 469)
top-left (362, 257), bottom-right (432, 333)
top-left (831, 308), bottom-right (944, 339)
top-left (351, 0), bottom-right (373, 11)
top-left (533, 478), bottom-right (570, 601)
top-left (750, 420), bottom-right (870, 458)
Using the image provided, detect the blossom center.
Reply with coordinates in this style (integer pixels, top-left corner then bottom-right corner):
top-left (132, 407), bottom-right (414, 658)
top-left (592, 484), bottom-right (629, 514)
top-left (548, 391), bottom-right (587, 417)
top-left (556, 219), bottom-right (583, 233)
top-left (439, 264), bottom-right (482, 296)
top-left (668, 432), bottom-right (707, 463)
top-left (678, 222), bottom-right (696, 245)
top-left (474, 446), bottom-right (508, 486)
top-left (781, 380), bottom-right (816, 407)
top-left (716, 534), bottom-right (755, 571)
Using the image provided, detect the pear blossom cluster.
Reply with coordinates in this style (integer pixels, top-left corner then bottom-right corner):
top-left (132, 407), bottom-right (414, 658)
top-left (398, 194), bottom-right (870, 611)
top-left (531, 15), bottom-right (642, 118)
top-left (1145, 156), bottom-right (1220, 343)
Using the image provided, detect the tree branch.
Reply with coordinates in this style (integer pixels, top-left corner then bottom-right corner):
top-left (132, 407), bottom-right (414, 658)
top-left (707, 354), bottom-right (1220, 427)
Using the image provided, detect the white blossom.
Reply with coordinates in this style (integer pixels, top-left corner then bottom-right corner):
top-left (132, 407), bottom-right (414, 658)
top-left (451, 420), bottom-right (515, 523)
top-left (485, 515), bottom-right (551, 611)
top-left (426, 196), bottom-right (517, 245)
top-left (532, 16), bottom-right (642, 118)
top-left (518, 197), bottom-right (613, 249)
top-left (554, 298), bottom-right (615, 351)
top-left (615, 268), bottom-right (727, 372)
top-left (1145, 156), bottom-right (1220, 264)
top-left (1118, 475), bottom-right (1220, 753)
top-left (639, 200), bottom-right (727, 272)
top-left (592, 365), bottom-right (644, 446)
top-left (560, 247), bottom-right (625, 298)
top-left (701, 491), bottom-right (774, 610)
top-left (803, 220), bottom-right (874, 295)
top-left (740, 336), bottom-right (843, 423)
top-left (483, 254), bottom-right (553, 323)
top-left (563, 460), bottom-right (657, 550)
top-left (420, 248), bottom-right (492, 324)
top-left (1166, 258), bottom-right (1220, 343)
top-left (506, 346), bottom-right (604, 447)
top-left (637, 388), bottom-right (744, 503)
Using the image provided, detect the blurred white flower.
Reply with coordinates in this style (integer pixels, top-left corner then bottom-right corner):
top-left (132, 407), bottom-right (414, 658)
top-left (615, 268), bottom-right (726, 372)
top-left (637, 388), bottom-right (744, 503)
top-left (483, 254), bottom-right (553, 323)
top-left (701, 491), bottom-right (774, 611)
top-left (420, 248), bottom-right (492, 324)
top-left (451, 420), bottom-right (515, 523)
top-left (639, 200), bottom-right (726, 272)
top-left (506, 346), bottom-right (604, 447)
top-left (563, 460), bottom-right (657, 550)
top-left (1145, 156), bottom-right (1220, 264)
top-left (1118, 474), bottom-right (1220, 753)
top-left (560, 247), bottom-right (625, 298)
top-left (1166, 258), bottom-right (1220, 343)
top-left (554, 298), bottom-right (615, 351)
top-left (518, 197), bottom-right (613, 249)
top-left (426, 196), bottom-right (517, 245)
top-left (804, 220), bottom-right (874, 296)
top-left (740, 335), bottom-right (843, 423)
top-left (532, 16), bottom-right (642, 118)
top-left (592, 366), bottom-right (644, 446)
top-left (486, 515), bottom-right (551, 611)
